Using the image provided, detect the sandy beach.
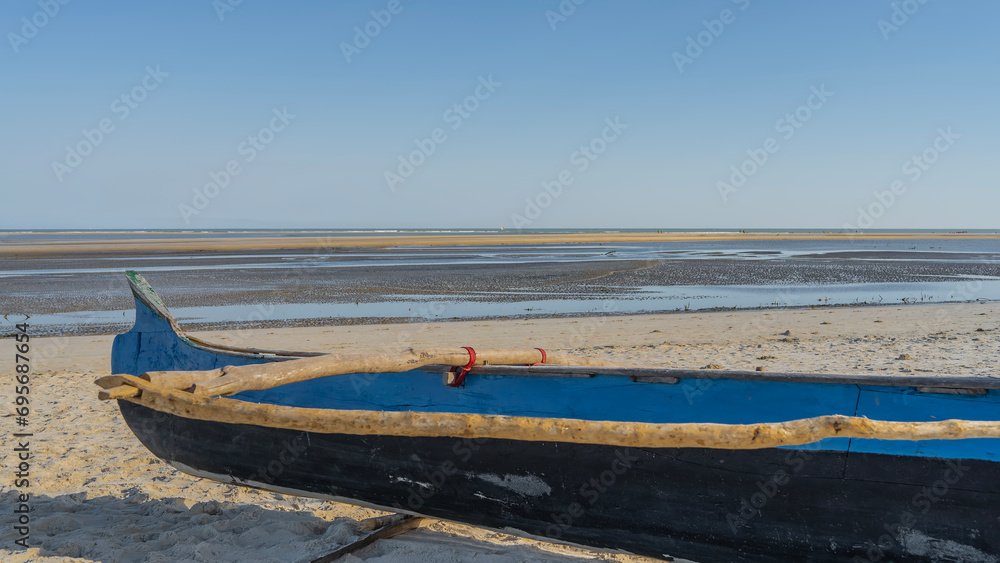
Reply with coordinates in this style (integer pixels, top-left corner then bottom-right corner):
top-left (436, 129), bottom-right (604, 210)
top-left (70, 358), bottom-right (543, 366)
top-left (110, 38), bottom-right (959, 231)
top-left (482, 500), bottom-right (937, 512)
top-left (2, 231), bottom-right (998, 255)
top-left (2, 302), bottom-right (997, 562)
top-left (5, 0), bottom-right (998, 556)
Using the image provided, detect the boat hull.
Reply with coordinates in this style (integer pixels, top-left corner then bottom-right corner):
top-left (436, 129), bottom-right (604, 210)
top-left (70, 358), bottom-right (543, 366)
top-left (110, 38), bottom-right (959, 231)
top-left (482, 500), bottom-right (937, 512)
top-left (118, 400), bottom-right (999, 562)
top-left (109, 272), bottom-right (1000, 561)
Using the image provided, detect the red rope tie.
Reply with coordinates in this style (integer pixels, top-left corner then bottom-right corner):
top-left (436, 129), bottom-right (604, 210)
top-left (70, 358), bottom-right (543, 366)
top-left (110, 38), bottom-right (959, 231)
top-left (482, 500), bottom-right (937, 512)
top-left (529, 347), bottom-right (547, 366)
top-left (448, 346), bottom-right (476, 388)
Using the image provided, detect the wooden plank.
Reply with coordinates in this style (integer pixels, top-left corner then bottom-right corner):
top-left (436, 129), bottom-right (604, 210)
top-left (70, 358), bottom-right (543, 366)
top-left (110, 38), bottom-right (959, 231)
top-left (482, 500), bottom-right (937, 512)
top-left (422, 364), bottom-right (1000, 390)
top-left (95, 374), bottom-right (130, 389)
top-left (916, 386), bottom-right (987, 395)
top-left (109, 374), bottom-right (1000, 450)
top-left (97, 385), bottom-right (141, 400)
top-left (631, 375), bottom-right (680, 384)
top-left (189, 348), bottom-right (627, 397)
top-left (310, 515), bottom-right (424, 562)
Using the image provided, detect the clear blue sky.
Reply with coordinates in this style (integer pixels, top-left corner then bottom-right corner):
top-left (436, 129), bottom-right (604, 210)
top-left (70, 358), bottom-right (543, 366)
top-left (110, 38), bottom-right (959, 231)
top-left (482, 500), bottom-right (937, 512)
top-left (2, 1), bottom-right (997, 230)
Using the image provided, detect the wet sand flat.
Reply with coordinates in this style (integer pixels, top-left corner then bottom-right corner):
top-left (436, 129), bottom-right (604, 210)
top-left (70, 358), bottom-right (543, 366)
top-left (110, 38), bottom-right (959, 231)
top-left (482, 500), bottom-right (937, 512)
top-left (4, 235), bottom-right (1000, 338)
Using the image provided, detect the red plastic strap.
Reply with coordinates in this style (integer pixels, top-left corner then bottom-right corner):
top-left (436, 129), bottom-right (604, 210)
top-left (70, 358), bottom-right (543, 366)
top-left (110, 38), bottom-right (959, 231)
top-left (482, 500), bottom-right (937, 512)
top-left (448, 346), bottom-right (476, 387)
top-left (529, 347), bottom-right (547, 366)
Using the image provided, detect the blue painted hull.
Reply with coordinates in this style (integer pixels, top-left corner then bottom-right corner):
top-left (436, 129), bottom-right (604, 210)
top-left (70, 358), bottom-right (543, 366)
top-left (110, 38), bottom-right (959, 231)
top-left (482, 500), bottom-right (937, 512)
top-left (110, 274), bottom-right (1000, 561)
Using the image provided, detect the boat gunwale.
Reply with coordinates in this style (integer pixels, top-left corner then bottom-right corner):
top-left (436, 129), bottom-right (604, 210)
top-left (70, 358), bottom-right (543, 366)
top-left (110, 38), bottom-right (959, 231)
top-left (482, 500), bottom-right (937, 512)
top-left (422, 364), bottom-right (1000, 390)
top-left (109, 373), bottom-right (1000, 450)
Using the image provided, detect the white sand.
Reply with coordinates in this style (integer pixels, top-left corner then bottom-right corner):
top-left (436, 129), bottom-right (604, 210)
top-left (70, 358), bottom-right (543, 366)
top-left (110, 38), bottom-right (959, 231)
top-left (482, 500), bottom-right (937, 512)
top-left (2, 303), bottom-right (997, 562)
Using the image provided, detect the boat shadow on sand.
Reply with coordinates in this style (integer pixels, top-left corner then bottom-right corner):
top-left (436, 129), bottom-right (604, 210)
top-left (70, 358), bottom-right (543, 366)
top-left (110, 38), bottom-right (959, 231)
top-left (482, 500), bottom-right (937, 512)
top-left (3, 490), bottom-right (658, 563)
top-left (3, 489), bottom-right (358, 562)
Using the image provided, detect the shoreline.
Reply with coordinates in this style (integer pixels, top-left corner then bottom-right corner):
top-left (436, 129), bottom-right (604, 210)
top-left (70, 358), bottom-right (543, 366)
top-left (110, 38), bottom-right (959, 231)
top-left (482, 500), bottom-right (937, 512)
top-left (3, 231), bottom-right (999, 254)
top-left (6, 236), bottom-right (998, 339)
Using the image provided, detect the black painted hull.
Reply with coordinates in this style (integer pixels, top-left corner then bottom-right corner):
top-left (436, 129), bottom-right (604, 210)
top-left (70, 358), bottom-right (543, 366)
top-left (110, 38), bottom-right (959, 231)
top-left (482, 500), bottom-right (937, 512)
top-left (120, 400), bottom-right (1000, 562)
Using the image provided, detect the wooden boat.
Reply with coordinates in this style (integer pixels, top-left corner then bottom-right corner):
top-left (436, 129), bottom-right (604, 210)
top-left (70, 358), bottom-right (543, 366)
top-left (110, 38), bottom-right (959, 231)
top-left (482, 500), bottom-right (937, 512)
top-left (100, 271), bottom-right (1000, 562)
